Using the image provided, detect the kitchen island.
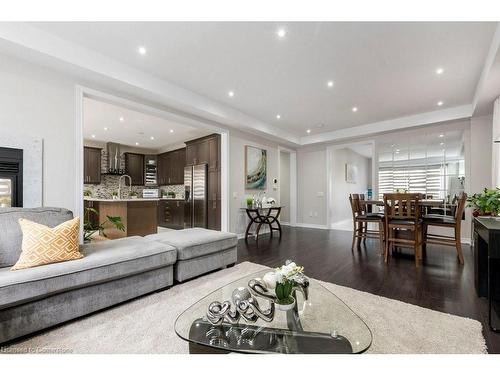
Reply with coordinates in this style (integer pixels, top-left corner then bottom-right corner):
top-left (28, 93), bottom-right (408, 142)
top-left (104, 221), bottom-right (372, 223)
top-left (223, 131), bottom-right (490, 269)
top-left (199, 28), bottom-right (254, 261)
top-left (85, 198), bottom-right (160, 238)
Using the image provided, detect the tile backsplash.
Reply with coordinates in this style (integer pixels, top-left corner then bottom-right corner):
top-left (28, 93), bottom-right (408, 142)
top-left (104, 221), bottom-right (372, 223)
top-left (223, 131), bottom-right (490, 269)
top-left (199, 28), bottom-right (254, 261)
top-left (84, 176), bottom-right (185, 199)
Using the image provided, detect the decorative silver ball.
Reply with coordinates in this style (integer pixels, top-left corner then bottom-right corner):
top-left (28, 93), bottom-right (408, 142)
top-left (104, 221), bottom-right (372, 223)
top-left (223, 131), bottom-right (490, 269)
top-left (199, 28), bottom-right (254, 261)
top-left (232, 287), bottom-right (252, 306)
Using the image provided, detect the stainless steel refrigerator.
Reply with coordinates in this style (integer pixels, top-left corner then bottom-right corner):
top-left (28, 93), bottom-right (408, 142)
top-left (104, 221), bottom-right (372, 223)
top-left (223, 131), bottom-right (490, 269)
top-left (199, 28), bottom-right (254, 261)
top-left (184, 164), bottom-right (208, 228)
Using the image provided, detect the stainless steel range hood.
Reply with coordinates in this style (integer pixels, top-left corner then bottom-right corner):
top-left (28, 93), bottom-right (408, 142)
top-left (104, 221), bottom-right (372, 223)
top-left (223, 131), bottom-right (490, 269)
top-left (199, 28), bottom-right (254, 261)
top-left (106, 142), bottom-right (121, 173)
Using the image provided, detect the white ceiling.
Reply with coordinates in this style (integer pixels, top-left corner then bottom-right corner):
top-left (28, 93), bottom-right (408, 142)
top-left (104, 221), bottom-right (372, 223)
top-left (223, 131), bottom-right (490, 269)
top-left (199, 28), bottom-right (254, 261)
top-left (33, 22), bottom-right (497, 138)
top-left (378, 128), bottom-right (464, 162)
top-left (83, 97), bottom-right (210, 149)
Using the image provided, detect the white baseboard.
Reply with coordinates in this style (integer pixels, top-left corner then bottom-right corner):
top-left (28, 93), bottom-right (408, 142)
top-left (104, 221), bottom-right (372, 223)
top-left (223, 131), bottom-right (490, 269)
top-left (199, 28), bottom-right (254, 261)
top-left (295, 222), bottom-right (329, 230)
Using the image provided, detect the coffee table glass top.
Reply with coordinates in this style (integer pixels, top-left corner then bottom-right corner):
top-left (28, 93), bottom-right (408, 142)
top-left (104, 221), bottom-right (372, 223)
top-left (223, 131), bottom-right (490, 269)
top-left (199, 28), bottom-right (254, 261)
top-left (175, 270), bottom-right (372, 354)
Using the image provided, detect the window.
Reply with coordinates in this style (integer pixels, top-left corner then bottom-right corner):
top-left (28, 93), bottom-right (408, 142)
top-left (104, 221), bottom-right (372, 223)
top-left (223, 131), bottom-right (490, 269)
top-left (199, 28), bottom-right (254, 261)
top-left (378, 130), bottom-right (465, 201)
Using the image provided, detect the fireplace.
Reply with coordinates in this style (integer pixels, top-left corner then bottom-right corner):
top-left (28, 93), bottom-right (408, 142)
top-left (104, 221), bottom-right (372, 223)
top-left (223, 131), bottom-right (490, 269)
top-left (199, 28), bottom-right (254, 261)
top-left (0, 147), bottom-right (23, 207)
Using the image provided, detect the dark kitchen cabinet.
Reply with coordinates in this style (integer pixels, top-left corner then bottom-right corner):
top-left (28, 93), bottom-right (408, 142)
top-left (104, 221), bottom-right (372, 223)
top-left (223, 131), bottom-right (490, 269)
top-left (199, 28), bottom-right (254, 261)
top-left (157, 152), bottom-right (168, 185)
top-left (208, 169), bottom-right (221, 230)
top-left (83, 147), bottom-right (102, 184)
top-left (208, 136), bottom-right (220, 171)
top-left (124, 152), bottom-right (145, 186)
top-left (157, 148), bottom-right (186, 185)
top-left (186, 134), bottom-right (221, 230)
top-left (158, 199), bottom-right (185, 229)
top-left (185, 136), bottom-right (210, 166)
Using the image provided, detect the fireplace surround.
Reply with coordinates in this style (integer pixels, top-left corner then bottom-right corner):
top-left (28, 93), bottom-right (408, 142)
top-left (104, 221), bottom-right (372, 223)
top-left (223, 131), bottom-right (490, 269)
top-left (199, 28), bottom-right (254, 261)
top-left (0, 147), bottom-right (23, 207)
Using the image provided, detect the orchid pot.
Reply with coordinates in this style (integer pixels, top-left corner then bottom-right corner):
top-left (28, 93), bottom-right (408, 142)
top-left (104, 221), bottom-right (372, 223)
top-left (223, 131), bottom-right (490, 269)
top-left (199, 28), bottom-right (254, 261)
top-left (263, 261), bottom-right (305, 311)
top-left (275, 280), bottom-right (296, 310)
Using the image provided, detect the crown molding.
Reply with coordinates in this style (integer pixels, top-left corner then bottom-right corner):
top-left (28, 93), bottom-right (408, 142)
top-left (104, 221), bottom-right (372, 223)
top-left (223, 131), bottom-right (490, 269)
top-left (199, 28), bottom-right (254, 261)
top-left (300, 104), bottom-right (473, 145)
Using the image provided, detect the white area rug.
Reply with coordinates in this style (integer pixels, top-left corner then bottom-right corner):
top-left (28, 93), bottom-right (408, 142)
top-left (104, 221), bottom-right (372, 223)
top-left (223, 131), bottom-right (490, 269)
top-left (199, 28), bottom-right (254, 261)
top-left (5, 262), bottom-right (487, 354)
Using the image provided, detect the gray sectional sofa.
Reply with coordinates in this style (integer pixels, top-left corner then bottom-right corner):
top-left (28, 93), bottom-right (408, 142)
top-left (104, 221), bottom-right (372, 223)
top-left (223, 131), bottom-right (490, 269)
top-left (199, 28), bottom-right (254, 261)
top-left (0, 207), bottom-right (238, 344)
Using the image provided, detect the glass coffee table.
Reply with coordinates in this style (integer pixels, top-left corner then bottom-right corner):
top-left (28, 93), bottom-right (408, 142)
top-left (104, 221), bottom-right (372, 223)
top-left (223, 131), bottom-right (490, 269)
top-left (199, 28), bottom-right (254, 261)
top-left (175, 270), bottom-right (372, 354)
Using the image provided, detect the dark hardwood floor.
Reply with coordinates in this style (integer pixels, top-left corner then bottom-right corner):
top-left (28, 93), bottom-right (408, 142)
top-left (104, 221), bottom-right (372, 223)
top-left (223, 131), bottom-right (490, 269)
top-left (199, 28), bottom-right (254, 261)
top-left (237, 226), bottom-right (498, 353)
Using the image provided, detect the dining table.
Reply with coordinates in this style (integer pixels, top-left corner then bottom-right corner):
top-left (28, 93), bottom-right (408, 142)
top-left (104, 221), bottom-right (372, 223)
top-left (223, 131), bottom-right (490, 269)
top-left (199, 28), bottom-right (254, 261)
top-left (361, 198), bottom-right (449, 208)
top-left (359, 198), bottom-right (456, 261)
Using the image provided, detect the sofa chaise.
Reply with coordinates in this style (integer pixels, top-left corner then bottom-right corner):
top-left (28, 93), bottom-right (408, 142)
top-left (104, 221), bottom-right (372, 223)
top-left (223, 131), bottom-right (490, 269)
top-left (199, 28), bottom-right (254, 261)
top-left (0, 207), bottom-right (238, 344)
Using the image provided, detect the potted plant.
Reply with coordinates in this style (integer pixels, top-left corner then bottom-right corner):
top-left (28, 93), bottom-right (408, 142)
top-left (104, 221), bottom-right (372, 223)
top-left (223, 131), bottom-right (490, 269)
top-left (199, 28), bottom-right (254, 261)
top-left (263, 261), bottom-right (305, 311)
top-left (246, 197), bottom-right (253, 208)
top-left (83, 207), bottom-right (125, 242)
top-left (83, 189), bottom-right (92, 198)
top-left (130, 191), bottom-right (138, 199)
top-left (467, 188), bottom-right (500, 217)
top-left (111, 191), bottom-right (119, 200)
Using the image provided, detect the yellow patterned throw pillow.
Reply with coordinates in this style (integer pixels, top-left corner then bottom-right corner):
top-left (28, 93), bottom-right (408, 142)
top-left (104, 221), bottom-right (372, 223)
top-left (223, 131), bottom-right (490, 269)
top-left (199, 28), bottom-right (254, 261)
top-left (11, 217), bottom-right (83, 270)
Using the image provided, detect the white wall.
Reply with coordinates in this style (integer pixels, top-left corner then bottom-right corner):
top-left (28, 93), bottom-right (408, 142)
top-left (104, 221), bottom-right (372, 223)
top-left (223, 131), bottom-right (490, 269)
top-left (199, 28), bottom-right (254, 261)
top-left (229, 129), bottom-right (283, 234)
top-left (279, 151), bottom-right (290, 223)
top-left (470, 114), bottom-right (493, 192)
top-left (0, 54), bottom-right (76, 212)
top-left (297, 146), bottom-right (328, 227)
top-left (492, 97), bottom-right (500, 187)
top-left (330, 148), bottom-right (371, 226)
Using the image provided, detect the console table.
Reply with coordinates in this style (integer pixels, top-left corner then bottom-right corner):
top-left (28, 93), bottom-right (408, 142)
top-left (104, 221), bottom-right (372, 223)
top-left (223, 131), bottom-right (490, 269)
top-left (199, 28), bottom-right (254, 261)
top-left (473, 216), bottom-right (500, 332)
top-left (243, 206), bottom-right (282, 243)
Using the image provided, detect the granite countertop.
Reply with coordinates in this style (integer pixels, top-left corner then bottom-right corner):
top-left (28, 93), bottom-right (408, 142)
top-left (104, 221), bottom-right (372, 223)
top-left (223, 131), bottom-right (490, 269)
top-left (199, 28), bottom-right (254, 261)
top-left (84, 197), bottom-right (184, 202)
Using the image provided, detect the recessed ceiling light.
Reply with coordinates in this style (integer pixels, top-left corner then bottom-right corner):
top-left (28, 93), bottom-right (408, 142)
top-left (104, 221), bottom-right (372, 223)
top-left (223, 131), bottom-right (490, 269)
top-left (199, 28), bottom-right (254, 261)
top-left (439, 134), bottom-right (444, 138)
top-left (436, 67), bottom-right (444, 75)
top-left (352, 107), bottom-right (358, 112)
top-left (277, 28), bottom-right (287, 38)
top-left (91, 134), bottom-right (96, 138)
top-left (306, 129), bottom-right (311, 134)
top-left (440, 142), bottom-right (445, 146)
top-left (437, 101), bottom-right (444, 106)
top-left (150, 136), bottom-right (155, 140)
top-left (169, 129), bottom-right (174, 133)
top-left (396, 149), bottom-right (400, 152)
top-left (135, 142), bottom-right (139, 146)
top-left (276, 114), bottom-right (281, 119)
top-left (138, 46), bottom-right (147, 55)
top-left (228, 91), bottom-right (235, 97)
top-left (103, 127), bottom-right (108, 131)
top-left (327, 81), bottom-right (334, 88)
top-left (119, 117), bottom-right (124, 122)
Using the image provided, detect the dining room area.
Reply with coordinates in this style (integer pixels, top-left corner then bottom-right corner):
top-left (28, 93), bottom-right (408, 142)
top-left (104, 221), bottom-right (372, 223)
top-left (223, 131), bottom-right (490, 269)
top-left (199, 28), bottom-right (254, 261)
top-left (344, 125), bottom-right (468, 268)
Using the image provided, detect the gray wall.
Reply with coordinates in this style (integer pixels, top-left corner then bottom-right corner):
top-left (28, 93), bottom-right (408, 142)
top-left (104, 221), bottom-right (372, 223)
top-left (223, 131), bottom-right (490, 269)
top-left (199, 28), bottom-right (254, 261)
top-left (279, 151), bottom-right (290, 223)
top-left (229, 129), bottom-right (282, 234)
top-left (297, 146), bottom-right (327, 226)
top-left (330, 148), bottom-right (371, 226)
top-left (0, 53), bottom-right (76, 212)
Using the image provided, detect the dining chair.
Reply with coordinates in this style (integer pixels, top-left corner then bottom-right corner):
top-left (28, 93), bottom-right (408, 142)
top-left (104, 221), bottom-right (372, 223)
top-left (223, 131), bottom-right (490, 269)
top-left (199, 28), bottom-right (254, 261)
top-left (422, 192), bottom-right (467, 264)
top-left (349, 194), bottom-right (385, 254)
top-left (383, 193), bottom-right (423, 267)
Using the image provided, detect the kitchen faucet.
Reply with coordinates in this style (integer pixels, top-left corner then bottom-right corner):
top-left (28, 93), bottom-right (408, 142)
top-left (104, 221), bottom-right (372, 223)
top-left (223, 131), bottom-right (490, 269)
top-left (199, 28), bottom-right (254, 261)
top-left (118, 174), bottom-right (132, 199)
